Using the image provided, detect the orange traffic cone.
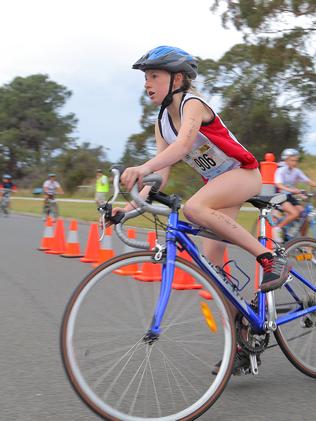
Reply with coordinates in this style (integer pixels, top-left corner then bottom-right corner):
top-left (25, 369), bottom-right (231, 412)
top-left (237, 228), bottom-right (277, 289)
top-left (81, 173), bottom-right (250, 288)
top-left (113, 228), bottom-right (141, 276)
top-left (199, 248), bottom-right (231, 300)
top-left (61, 220), bottom-right (83, 258)
top-left (172, 250), bottom-right (202, 290)
top-left (80, 223), bottom-right (100, 263)
top-left (45, 218), bottom-right (67, 255)
top-left (134, 231), bottom-right (162, 282)
top-left (92, 226), bottom-right (115, 268)
top-left (222, 248), bottom-right (231, 276)
top-left (38, 216), bottom-right (54, 251)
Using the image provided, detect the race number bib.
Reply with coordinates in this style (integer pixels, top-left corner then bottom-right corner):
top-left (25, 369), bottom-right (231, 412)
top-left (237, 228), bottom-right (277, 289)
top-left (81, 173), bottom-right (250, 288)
top-left (183, 140), bottom-right (239, 180)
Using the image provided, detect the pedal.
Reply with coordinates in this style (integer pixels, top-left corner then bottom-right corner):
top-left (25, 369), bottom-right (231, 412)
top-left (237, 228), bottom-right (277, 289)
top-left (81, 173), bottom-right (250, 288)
top-left (249, 353), bottom-right (259, 375)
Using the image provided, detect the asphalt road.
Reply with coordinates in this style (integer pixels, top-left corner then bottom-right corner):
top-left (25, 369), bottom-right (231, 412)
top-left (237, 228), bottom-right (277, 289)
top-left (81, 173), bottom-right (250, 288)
top-left (0, 213), bottom-right (315, 421)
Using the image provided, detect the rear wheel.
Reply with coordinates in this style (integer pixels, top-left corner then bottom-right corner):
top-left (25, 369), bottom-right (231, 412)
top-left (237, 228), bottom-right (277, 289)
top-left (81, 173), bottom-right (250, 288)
top-left (61, 251), bottom-right (236, 420)
top-left (50, 201), bottom-right (59, 219)
top-left (274, 238), bottom-right (316, 377)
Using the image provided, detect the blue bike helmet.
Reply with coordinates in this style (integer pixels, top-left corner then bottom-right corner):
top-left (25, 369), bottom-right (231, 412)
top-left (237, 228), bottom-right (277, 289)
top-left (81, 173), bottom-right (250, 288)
top-left (132, 46), bottom-right (198, 79)
top-left (133, 46), bottom-right (198, 119)
top-left (3, 174), bottom-right (12, 179)
top-left (48, 173), bottom-right (56, 177)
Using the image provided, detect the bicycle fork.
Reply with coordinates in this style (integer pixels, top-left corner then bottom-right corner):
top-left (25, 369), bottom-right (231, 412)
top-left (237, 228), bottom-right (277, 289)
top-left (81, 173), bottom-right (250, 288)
top-left (144, 215), bottom-right (178, 342)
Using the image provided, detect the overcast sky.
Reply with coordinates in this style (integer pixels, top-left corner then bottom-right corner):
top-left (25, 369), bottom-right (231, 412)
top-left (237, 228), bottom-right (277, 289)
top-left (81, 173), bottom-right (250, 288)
top-left (1, 0), bottom-right (315, 162)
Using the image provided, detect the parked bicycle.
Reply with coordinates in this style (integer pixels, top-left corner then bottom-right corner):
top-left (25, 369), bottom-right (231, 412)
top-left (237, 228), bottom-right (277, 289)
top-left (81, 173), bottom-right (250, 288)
top-left (0, 188), bottom-right (13, 216)
top-left (61, 167), bottom-right (316, 421)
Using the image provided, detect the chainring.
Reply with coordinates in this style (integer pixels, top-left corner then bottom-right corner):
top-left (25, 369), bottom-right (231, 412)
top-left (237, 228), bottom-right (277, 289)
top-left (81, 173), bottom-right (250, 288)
top-left (236, 312), bottom-right (270, 355)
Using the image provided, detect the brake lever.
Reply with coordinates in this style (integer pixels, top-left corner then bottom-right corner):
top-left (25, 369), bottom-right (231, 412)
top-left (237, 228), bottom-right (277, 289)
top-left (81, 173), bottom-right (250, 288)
top-left (98, 203), bottom-right (125, 240)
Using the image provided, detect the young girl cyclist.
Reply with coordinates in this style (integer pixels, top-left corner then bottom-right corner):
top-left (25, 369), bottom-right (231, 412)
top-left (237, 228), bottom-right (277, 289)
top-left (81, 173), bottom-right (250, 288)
top-left (114, 46), bottom-right (290, 370)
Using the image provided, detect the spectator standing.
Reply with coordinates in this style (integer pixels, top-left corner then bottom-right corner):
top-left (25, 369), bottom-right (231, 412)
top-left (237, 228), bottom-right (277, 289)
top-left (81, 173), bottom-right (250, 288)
top-left (95, 169), bottom-right (109, 206)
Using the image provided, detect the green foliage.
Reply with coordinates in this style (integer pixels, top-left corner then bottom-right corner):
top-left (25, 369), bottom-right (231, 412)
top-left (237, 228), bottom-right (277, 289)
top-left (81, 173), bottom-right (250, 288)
top-left (219, 88), bottom-right (302, 160)
top-left (205, 1), bottom-right (316, 160)
top-left (55, 142), bottom-right (110, 193)
top-left (0, 74), bottom-right (77, 177)
top-left (210, 1), bottom-right (316, 33)
top-left (198, 42), bottom-right (307, 160)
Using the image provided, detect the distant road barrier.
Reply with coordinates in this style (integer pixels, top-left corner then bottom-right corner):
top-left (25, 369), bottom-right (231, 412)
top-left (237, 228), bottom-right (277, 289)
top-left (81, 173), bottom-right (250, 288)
top-left (12, 196), bottom-right (258, 211)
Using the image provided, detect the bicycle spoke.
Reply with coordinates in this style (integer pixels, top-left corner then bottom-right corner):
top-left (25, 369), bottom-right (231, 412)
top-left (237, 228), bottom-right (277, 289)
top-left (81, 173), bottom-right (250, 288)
top-left (274, 239), bottom-right (316, 377)
top-left (62, 253), bottom-right (234, 420)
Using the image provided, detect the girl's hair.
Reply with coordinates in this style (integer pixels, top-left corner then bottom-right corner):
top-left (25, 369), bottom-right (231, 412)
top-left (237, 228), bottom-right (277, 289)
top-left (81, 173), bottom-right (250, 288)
top-left (182, 73), bottom-right (201, 97)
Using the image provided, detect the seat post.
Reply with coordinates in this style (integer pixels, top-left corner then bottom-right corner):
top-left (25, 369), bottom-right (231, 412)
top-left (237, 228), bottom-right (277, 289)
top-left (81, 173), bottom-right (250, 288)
top-left (258, 208), bottom-right (269, 247)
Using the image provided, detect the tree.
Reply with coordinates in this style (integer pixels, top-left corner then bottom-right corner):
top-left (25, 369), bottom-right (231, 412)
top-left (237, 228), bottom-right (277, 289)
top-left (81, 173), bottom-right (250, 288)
top-left (0, 74), bottom-right (77, 177)
top-left (210, 1), bottom-right (316, 35)
top-left (198, 43), bottom-right (305, 159)
top-left (209, 1), bottom-right (316, 108)
top-left (203, 2), bottom-right (316, 158)
top-left (55, 142), bottom-right (109, 193)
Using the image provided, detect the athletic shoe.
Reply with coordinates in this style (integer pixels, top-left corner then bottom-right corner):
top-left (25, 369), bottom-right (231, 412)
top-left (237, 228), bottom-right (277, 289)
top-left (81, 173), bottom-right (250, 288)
top-left (257, 252), bottom-right (290, 292)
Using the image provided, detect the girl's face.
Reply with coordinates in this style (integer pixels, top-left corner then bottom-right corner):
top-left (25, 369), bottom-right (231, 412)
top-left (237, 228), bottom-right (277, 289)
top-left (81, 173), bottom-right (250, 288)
top-left (144, 70), bottom-right (171, 105)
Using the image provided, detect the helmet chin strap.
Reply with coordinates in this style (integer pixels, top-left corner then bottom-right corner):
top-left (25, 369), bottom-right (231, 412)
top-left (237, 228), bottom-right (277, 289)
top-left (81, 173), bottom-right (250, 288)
top-left (158, 73), bottom-right (185, 120)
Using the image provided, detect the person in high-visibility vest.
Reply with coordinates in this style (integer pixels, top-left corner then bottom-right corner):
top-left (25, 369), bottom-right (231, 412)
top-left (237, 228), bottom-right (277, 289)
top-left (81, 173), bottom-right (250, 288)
top-left (95, 169), bottom-right (109, 206)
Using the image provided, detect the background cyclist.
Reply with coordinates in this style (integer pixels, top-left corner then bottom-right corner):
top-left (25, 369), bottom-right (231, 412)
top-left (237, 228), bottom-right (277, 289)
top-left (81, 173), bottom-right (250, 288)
top-left (42, 172), bottom-right (64, 208)
top-left (273, 148), bottom-right (316, 241)
top-left (0, 174), bottom-right (17, 210)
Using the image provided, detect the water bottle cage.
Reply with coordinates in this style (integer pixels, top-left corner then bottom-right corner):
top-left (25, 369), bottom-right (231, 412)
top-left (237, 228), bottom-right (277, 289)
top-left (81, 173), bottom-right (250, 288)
top-left (221, 260), bottom-right (250, 292)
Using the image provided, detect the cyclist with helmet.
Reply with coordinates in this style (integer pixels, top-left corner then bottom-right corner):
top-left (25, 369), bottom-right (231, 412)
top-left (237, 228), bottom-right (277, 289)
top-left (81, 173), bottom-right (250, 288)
top-left (43, 173), bottom-right (64, 197)
top-left (0, 174), bottom-right (17, 213)
top-left (113, 45), bottom-right (290, 374)
top-left (273, 148), bottom-right (316, 240)
top-left (42, 173), bottom-right (64, 217)
top-left (1, 174), bottom-right (17, 192)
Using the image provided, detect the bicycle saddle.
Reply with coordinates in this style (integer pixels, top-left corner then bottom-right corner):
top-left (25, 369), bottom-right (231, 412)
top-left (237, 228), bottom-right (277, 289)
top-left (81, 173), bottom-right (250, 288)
top-left (247, 193), bottom-right (287, 209)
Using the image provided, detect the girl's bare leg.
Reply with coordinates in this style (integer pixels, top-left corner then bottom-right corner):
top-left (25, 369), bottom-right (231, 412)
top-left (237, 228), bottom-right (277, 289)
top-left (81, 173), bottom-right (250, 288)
top-left (202, 206), bottom-right (241, 319)
top-left (202, 205), bottom-right (240, 267)
top-left (277, 202), bottom-right (302, 228)
top-left (183, 168), bottom-right (268, 258)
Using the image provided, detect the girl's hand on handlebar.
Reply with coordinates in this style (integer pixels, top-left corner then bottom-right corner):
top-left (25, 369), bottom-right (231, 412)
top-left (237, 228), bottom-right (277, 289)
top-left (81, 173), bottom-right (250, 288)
top-left (121, 165), bottom-right (151, 191)
top-left (105, 207), bottom-right (126, 227)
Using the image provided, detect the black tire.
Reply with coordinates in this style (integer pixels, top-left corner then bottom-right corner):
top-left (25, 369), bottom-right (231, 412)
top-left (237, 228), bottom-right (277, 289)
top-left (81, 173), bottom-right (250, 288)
top-left (274, 238), bottom-right (316, 377)
top-left (61, 251), bottom-right (236, 421)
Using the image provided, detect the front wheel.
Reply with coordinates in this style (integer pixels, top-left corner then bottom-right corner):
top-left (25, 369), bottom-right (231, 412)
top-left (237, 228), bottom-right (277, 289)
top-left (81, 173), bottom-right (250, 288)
top-left (61, 251), bottom-right (236, 421)
top-left (50, 201), bottom-right (59, 219)
top-left (274, 238), bottom-right (316, 377)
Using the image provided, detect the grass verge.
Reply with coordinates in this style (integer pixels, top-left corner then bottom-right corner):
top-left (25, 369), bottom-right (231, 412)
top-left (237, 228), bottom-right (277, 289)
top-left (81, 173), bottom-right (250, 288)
top-left (11, 198), bottom-right (258, 232)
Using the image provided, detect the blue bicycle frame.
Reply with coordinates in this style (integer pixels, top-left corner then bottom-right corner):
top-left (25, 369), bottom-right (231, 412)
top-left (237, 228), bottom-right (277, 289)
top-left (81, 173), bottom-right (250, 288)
top-left (149, 209), bottom-right (316, 336)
